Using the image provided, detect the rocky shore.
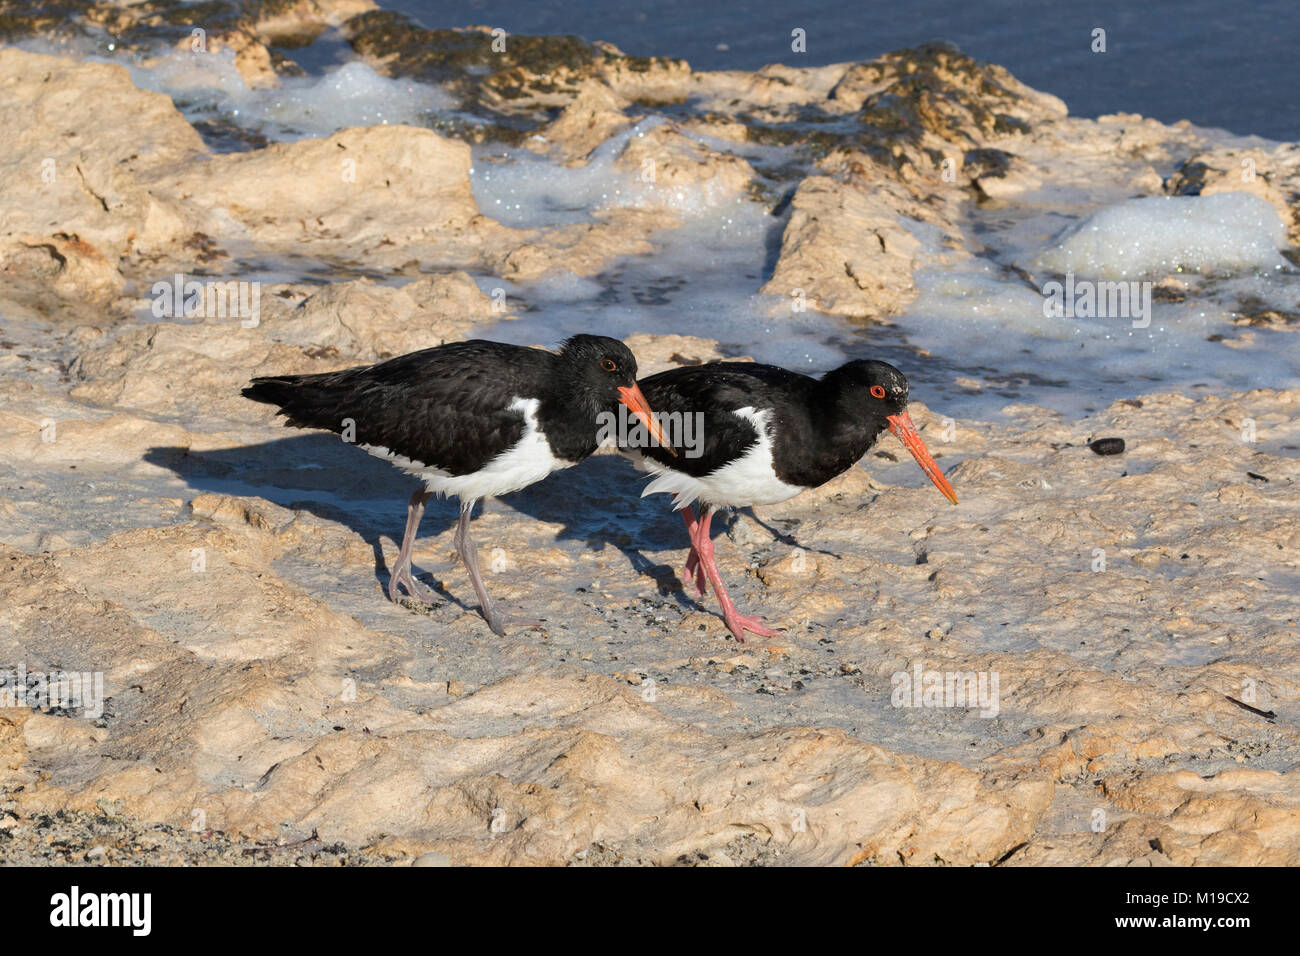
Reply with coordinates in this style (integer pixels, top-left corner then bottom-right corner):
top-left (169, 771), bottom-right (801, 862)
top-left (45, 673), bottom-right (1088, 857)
top-left (0, 2), bottom-right (1297, 865)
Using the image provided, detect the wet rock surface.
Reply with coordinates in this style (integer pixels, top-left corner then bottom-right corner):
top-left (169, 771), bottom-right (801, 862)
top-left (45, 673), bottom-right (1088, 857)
top-left (0, 10), bottom-right (1298, 866)
top-left (4, 355), bottom-right (1296, 865)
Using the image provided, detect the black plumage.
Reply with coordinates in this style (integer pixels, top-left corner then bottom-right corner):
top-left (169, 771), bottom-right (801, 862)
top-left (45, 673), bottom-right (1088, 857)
top-left (621, 358), bottom-right (956, 642)
top-left (244, 338), bottom-right (632, 475)
top-left (243, 334), bottom-right (659, 636)
top-left (632, 361), bottom-right (908, 491)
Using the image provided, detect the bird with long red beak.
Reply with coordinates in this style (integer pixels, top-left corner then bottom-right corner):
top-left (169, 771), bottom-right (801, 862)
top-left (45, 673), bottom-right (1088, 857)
top-left (244, 335), bottom-right (669, 636)
top-left (621, 359), bottom-right (957, 642)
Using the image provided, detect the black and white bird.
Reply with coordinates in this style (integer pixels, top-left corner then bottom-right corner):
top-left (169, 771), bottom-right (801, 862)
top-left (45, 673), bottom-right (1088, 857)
top-left (622, 359), bottom-right (958, 642)
top-left (243, 335), bottom-right (668, 636)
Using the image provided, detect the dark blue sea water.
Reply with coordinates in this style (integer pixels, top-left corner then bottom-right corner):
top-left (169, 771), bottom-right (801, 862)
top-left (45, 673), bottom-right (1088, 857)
top-left (389, 0), bottom-right (1300, 142)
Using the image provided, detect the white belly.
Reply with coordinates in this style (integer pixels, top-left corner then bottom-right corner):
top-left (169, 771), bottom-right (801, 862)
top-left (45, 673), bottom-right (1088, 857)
top-left (362, 397), bottom-right (573, 502)
top-left (629, 407), bottom-right (803, 509)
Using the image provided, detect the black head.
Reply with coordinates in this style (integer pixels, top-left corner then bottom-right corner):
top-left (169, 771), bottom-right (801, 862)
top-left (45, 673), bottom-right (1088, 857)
top-left (553, 334), bottom-right (673, 457)
top-left (558, 334), bottom-right (640, 400)
top-left (823, 358), bottom-right (957, 504)
top-left (828, 359), bottom-right (910, 418)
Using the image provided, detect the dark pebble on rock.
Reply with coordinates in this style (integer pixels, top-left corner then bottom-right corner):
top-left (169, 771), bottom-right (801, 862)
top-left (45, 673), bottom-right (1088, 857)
top-left (1089, 437), bottom-right (1125, 456)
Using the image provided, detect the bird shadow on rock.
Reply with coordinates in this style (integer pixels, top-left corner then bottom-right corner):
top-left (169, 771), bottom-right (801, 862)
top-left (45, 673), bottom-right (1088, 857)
top-left (142, 435), bottom-right (785, 616)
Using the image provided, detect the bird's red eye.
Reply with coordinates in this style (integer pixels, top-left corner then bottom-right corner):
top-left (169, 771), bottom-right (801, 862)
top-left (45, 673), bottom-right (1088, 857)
top-left (601, 359), bottom-right (618, 372)
top-left (870, 385), bottom-right (886, 398)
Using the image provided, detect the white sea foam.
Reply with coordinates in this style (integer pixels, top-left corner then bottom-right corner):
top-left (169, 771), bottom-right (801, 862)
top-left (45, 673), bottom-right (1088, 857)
top-left (41, 39), bottom-right (458, 141)
top-left (470, 165), bottom-right (1300, 421)
top-left (158, 53), bottom-right (451, 139)
top-left (472, 120), bottom-right (757, 226)
top-left (1036, 193), bottom-right (1288, 279)
top-left (468, 124), bottom-right (850, 370)
top-left (467, 183), bottom-right (848, 371)
top-left (888, 242), bottom-right (1300, 419)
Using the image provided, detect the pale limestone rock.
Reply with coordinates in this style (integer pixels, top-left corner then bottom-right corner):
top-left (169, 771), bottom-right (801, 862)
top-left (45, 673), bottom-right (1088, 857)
top-left (525, 81), bottom-right (635, 165)
top-left (1, 536), bottom-right (1052, 864)
top-left (620, 333), bottom-right (735, 375)
top-left (614, 124), bottom-right (758, 206)
top-left (762, 174), bottom-right (935, 319)
top-left (1102, 769), bottom-right (1300, 865)
top-left (150, 125), bottom-right (499, 265)
top-left (497, 207), bottom-right (672, 281)
top-left (1165, 143), bottom-right (1300, 242)
top-left (68, 274), bottom-right (495, 422)
top-left (0, 48), bottom-right (200, 316)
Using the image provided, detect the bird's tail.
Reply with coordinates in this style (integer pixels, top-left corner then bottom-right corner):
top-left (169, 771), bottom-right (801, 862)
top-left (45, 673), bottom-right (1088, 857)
top-left (242, 372), bottom-right (352, 432)
top-left (242, 375), bottom-right (303, 408)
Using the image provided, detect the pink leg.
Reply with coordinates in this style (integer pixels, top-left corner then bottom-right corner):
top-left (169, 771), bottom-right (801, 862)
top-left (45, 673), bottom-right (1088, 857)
top-left (679, 506), bottom-right (707, 595)
top-left (688, 508), bottom-right (780, 643)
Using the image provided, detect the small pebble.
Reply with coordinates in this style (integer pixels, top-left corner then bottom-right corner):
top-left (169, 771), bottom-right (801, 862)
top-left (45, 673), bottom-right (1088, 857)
top-left (1089, 437), bottom-right (1125, 456)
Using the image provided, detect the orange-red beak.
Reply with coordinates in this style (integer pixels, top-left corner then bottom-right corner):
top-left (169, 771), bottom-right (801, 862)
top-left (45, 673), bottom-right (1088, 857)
top-left (618, 384), bottom-right (677, 457)
top-left (887, 411), bottom-right (958, 504)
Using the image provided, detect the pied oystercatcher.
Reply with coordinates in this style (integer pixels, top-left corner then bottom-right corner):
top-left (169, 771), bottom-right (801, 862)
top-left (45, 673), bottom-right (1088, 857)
top-left (623, 359), bottom-right (958, 641)
top-left (243, 335), bottom-right (668, 635)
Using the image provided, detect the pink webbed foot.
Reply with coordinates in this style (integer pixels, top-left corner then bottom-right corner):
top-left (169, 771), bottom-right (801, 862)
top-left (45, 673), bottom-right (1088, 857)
top-left (722, 611), bottom-right (780, 644)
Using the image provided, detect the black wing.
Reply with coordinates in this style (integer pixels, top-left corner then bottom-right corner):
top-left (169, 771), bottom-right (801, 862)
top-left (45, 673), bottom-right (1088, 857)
top-left (634, 362), bottom-right (818, 477)
top-left (243, 341), bottom-right (556, 476)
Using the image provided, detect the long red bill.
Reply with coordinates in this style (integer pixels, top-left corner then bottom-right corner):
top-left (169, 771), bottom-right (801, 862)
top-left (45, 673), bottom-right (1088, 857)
top-left (618, 384), bottom-right (677, 457)
top-left (886, 411), bottom-right (958, 504)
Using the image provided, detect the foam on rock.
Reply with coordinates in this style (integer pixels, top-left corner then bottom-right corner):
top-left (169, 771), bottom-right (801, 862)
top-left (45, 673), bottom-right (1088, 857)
top-left (1037, 193), bottom-right (1289, 279)
top-left (129, 50), bottom-right (456, 141)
